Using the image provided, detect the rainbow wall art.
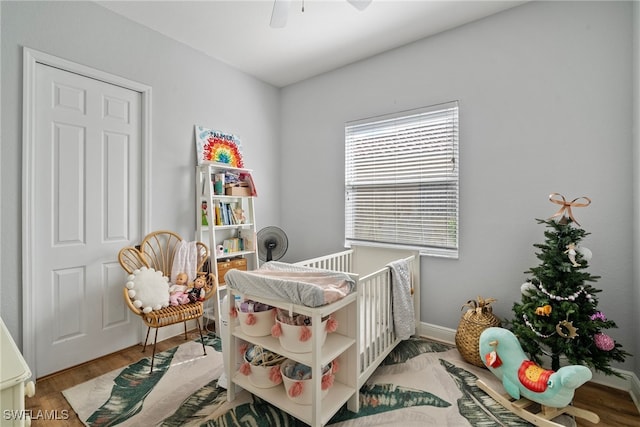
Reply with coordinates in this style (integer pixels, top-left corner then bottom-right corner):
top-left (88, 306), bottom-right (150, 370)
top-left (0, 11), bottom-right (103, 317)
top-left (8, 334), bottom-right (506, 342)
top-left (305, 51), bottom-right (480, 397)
top-left (195, 125), bottom-right (245, 167)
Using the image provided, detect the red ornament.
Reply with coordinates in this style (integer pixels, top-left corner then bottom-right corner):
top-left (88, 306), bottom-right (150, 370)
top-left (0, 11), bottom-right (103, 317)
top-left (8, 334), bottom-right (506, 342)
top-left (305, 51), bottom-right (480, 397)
top-left (594, 333), bottom-right (615, 351)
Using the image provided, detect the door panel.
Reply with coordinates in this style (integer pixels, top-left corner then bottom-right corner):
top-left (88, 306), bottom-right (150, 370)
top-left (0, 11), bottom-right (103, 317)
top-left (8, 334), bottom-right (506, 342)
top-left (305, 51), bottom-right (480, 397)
top-left (33, 63), bottom-right (142, 377)
top-left (53, 122), bottom-right (85, 243)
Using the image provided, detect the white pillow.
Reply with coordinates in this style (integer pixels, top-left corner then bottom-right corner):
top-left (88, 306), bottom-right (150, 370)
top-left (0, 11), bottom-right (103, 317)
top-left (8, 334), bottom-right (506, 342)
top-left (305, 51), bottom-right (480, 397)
top-left (125, 267), bottom-right (170, 314)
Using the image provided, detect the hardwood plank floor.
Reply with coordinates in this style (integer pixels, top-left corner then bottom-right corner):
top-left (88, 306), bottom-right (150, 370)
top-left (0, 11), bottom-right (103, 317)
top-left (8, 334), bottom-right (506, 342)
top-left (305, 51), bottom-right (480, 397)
top-left (25, 333), bottom-right (193, 427)
top-left (573, 381), bottom-right (640, 427)
top-left (25, 332), bottom-right (640, 427)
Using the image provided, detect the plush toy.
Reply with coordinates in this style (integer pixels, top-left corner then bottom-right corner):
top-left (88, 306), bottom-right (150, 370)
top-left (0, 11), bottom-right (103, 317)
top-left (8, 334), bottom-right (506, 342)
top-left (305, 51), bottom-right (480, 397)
top-left (233, 207), bottom-right (245, 224)
top-left (169, 272), bottom-right (190, 306)
top-left (479, 327), bottom-right (592, 408)
top-left (188, 275), bottom-right (207, 303)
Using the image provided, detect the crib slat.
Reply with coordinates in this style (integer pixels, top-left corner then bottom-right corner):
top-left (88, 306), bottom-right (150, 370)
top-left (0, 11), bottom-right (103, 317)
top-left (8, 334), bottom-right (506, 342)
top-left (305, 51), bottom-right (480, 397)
top-left (296, 248), bottom-right (418, 394)
top-left (295, 250), bottom-right (353, 272)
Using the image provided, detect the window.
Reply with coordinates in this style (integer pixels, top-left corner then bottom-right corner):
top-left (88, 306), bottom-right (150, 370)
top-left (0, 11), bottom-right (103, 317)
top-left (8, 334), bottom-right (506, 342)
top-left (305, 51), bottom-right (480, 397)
top-left (345, 101), bottom-right (459, 258)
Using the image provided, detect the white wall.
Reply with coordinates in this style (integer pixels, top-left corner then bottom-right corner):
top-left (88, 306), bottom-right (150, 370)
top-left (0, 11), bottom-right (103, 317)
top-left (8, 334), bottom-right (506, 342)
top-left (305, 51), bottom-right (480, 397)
top-left (0, 1), bottom-right (281, 344)
top-left (280, 1), bottom-right (637, 373)
top-left (633, 0), bottom-right (640, 376)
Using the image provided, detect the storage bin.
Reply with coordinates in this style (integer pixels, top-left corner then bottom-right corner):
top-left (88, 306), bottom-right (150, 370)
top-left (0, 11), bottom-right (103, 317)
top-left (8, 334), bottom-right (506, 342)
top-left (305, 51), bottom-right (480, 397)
top-left (280, 359), bottom-right (333, 405)
top-left (272, 309), bottom-right (331, 353)
top-left (217, 258), bottom-right (247, 285)
top-left (237, 308), bottom-right (275, 337)
top-left (274, 318), bottom-right (328, 353)
top-left (240, 345), bottom-right (284, 389)
top-left (225, 183), bottom-right (251, 196)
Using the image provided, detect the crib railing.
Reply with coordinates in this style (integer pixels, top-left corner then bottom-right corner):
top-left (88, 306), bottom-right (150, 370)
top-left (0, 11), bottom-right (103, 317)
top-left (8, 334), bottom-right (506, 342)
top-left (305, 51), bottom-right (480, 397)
top-left (358, 266), bottom-right (393, 379)
top-left (295, 249), bottom-right (353, 272)
top-left (358, 254), bottom-right (415, 383)
top-left (296, 250), bottom-right (416, 389)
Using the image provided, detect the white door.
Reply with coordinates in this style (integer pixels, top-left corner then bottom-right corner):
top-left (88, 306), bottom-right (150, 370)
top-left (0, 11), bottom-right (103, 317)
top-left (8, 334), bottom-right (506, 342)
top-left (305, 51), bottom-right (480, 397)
top-left (31, 63), bottom-right (142, 377)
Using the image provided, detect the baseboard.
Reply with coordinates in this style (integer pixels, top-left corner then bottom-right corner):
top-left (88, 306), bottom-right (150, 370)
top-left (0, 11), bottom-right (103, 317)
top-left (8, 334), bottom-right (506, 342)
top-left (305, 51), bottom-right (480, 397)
top-left (625, 371), bottom-right (640, 410)
top-left (419, 321), bottom-right (456, 345)
top-left (419, 321), bottom-right (640, 413)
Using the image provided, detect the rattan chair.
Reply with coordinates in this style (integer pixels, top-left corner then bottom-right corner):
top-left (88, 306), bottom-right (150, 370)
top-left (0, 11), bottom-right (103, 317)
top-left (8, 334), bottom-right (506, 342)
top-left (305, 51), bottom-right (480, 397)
top-left (118, 230), bottom-right (217, 372)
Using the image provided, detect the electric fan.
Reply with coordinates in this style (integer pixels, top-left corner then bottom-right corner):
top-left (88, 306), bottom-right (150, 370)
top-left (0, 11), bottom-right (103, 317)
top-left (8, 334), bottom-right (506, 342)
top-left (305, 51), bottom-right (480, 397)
top-left (257, 226), bottom-right (289, 262)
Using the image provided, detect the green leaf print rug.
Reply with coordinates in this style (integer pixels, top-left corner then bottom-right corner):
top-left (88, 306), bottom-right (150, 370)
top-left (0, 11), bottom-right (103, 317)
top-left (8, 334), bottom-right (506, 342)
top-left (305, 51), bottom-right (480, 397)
top-left (64, 334), bottom-right (574, 427)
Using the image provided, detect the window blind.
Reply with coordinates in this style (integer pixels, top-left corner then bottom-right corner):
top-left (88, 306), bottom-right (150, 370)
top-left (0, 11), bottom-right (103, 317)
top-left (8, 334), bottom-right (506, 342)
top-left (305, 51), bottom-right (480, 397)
top-left (345, 101), bottom-right (459, 257)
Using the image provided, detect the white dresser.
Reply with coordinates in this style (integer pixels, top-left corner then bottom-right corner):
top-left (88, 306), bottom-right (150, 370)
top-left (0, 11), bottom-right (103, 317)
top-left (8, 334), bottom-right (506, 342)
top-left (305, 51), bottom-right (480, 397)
top-left (1, 318), bottom-right (35, 427)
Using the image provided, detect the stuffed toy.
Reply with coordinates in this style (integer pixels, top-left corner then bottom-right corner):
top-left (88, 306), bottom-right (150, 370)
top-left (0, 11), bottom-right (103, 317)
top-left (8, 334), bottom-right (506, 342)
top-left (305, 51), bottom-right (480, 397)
top-left (234, 207), bottom-right (246, 224)
top-left (168, 272), bottom-right (190, 306)
top-left (479, 327), bottom-right (592, 408)
top-left (188, 275), bottom-right (207, 303)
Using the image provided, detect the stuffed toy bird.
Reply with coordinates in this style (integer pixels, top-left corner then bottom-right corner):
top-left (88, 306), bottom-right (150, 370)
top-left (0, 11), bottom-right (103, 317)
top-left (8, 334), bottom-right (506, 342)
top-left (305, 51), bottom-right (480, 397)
top-left (479, 327), bottom-right (592, 408)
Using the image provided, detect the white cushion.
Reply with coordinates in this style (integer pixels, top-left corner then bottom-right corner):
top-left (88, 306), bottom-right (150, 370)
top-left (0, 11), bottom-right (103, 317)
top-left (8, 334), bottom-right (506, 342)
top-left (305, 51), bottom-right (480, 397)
top-left (125, 267), bottom-right (170, 314)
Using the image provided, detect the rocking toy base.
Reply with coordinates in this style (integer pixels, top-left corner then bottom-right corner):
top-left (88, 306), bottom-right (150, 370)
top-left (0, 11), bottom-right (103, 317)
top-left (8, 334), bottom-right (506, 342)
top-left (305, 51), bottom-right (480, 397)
top-left (476, 379), bottom-right (600, 427)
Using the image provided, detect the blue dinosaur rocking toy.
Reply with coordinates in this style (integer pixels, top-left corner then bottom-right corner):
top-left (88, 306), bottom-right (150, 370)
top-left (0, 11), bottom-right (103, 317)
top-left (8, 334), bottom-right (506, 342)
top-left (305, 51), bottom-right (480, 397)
top-left (476, 327), bottom-right (600, 426)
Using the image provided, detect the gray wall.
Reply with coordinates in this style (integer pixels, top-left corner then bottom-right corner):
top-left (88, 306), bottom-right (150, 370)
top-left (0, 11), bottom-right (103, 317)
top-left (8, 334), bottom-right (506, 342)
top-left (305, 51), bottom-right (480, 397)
top-left (1, 1), bottom-right (638, 377)
top-left (0, 1), bottom-right (281, 343)
top-left (280, 1), bottom-right (637, 373)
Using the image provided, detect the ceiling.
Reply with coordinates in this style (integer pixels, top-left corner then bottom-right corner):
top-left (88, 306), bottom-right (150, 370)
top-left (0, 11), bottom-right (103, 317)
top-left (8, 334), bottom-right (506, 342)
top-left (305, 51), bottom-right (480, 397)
top-left (97, 0), bottom-right (527, 87)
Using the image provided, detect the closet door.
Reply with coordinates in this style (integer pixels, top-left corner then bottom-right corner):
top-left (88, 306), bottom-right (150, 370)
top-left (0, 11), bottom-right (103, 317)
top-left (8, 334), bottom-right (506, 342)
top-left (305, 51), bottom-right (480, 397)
top-left (30, 62), bottom-right (142, 377)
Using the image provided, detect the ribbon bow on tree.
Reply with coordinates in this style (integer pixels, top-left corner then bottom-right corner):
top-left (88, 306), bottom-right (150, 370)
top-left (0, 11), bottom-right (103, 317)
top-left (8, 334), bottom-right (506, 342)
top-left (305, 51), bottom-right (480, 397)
top-left (548, 193), bottom-right (591, 226)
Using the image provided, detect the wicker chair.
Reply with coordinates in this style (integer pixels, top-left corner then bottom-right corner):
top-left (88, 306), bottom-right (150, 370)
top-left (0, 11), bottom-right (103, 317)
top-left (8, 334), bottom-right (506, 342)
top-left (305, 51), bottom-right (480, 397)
top-left (118, 230), bottom-right (218, 372)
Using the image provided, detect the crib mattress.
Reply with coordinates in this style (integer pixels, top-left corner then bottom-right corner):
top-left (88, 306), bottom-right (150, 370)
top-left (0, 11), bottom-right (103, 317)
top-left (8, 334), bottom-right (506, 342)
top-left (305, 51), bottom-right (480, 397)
top-left (224, 261), bottom-right (355, 307)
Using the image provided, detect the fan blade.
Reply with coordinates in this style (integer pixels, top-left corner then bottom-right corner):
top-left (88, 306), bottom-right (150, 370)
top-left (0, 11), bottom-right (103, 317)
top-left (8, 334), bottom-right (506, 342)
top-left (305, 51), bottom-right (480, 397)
top-left (270, 0), bottom-right (291, 28)
top-left (347, 0), bottom-right (372, 11)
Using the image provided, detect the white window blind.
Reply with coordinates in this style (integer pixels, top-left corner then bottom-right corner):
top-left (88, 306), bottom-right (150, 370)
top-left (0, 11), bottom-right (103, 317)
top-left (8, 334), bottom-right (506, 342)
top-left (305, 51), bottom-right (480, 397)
top-left (345, 101), bottom-right (459, 257)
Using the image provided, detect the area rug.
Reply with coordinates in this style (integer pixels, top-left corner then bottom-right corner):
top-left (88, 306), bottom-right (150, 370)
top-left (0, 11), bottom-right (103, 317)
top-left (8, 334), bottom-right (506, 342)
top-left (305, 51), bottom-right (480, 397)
top-left (63, 334), bottom-right (574, 426)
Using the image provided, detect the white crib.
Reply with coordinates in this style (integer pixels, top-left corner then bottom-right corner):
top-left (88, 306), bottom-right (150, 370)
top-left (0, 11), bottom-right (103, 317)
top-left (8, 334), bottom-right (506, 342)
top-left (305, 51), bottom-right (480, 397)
top-left (225, 245), bottom-right (420, 426)
top-left (295, 245), bottom-right (421, 392)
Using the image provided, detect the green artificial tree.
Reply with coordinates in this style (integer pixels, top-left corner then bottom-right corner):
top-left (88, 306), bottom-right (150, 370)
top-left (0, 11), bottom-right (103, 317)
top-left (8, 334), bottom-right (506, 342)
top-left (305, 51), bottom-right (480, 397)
top-left (510, 195), bottom-right (630, 376)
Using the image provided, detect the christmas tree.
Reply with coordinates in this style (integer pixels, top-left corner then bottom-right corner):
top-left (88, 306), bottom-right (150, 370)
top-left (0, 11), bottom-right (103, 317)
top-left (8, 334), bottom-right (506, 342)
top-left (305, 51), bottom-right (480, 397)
top-left (510, 194), bottom-right (630, 376)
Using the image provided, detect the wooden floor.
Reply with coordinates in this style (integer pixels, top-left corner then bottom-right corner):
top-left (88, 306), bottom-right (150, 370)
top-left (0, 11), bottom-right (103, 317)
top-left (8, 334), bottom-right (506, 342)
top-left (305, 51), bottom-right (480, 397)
top-left (25, 333), bottom-right (195, 427)
top-left (26, 332), bottom-right (640, 427)
top-left (573, 382), bottom-right (640, 427)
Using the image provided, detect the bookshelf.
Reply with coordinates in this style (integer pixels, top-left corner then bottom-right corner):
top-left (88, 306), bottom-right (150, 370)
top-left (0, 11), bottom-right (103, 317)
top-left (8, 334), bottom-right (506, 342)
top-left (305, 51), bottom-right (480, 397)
top-left (196, 163), bottom-right (259, 334)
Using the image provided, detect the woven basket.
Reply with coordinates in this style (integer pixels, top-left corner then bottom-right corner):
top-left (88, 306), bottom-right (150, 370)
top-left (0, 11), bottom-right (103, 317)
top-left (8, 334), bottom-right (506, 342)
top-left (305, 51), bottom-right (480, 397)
top-left (455, 297), bottom-right (501, 368)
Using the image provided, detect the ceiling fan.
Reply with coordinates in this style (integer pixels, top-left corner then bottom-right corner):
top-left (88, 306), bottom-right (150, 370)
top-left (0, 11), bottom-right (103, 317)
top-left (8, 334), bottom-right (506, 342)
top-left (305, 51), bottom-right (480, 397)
top-left (270, 0), bottom-right (372, 28)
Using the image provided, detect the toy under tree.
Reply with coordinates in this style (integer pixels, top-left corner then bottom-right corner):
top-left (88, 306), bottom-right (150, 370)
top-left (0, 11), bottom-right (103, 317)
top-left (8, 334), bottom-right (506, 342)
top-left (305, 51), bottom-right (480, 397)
top-left (510, 193), bottom-right (630, 376)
